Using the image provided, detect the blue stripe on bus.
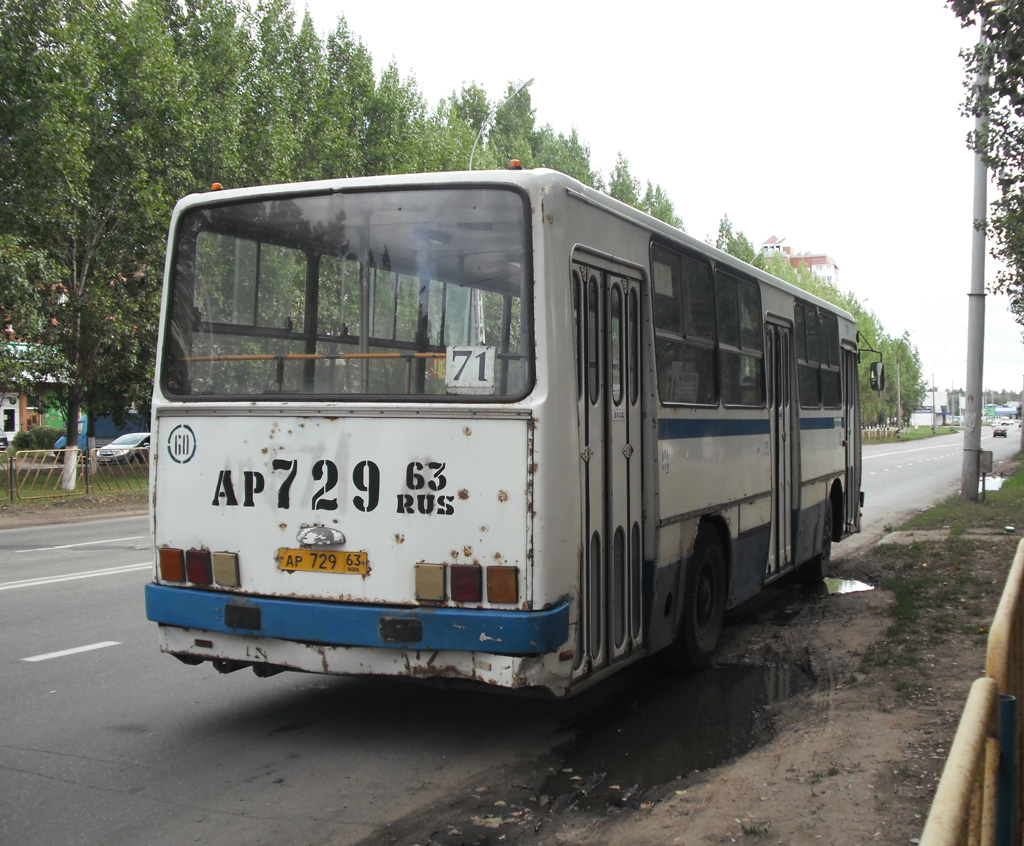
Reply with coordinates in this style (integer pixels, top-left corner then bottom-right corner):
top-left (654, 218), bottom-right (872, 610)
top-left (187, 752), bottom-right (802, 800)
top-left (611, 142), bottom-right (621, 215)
top-left (658, 418), bottom-right (771, 440)
top-left (800, 416), bottom-right (841, 431)
top-left (658, 415), bottom-right (842, 440)
top-left (145, 584), bottom-right (569, 655)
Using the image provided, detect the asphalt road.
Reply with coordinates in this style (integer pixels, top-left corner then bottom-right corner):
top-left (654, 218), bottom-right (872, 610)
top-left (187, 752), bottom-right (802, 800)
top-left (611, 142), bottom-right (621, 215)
top-left (841, 426), bottom-right (1020, 556)
top-left (0, 428), bottom-right (1016, 844)
top-left (0, 515), bottom-right (600, 845)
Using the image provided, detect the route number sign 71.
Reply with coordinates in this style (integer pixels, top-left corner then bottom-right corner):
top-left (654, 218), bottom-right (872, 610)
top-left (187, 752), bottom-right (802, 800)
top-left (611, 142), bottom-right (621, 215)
top-left (445, 345), bottom-right (496, 395)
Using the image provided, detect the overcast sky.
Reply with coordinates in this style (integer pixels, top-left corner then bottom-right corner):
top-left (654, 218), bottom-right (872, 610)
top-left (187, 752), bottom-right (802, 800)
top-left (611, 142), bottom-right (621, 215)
top-left (300, 0), bottom-right (1022, 396)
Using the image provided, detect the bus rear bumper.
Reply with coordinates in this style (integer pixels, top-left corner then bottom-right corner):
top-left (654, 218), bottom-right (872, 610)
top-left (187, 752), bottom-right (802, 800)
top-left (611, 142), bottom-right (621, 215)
top-left (154, 623), bottom-right (577, 693)
top-left (145, 583), bottom-right (570, 656)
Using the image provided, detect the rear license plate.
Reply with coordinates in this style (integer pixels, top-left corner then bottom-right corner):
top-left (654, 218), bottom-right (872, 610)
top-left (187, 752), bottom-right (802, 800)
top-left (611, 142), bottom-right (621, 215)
top-left (276, 548), bottom-right (368, 575)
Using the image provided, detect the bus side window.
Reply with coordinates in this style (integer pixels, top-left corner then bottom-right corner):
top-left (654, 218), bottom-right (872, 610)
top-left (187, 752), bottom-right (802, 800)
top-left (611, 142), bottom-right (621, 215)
top-left (795, 302), bottom-right (822, 408)
top-left (716, 270), bottom-right (765, 407)
top-left (820, 313), bottom-right (841, 408)
top-left (651, 244), bottom-right (716, 405)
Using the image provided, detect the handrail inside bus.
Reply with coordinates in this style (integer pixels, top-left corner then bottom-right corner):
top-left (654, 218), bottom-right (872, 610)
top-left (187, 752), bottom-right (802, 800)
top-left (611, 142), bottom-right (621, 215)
top-left (181, 352), bottom-right (447, 362)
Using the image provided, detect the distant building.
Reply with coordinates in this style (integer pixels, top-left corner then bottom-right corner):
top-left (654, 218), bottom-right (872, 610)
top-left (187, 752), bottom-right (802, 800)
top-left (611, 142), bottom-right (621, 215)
top-left (988, 403), bottom-right (1020, 419)
top-left (909, 389), bottom-right (951, 427)
top-left (761, 236), bottom-right (840, 285)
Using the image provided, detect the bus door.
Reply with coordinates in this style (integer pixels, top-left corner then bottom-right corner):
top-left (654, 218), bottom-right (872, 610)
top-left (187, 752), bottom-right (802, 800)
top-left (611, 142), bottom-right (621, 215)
top-left (765, 319), bottom-right (796, 576)
top-left (572, 260), bottom-right (644, 677)
top-left (842, 347), bottom-right (862, 533)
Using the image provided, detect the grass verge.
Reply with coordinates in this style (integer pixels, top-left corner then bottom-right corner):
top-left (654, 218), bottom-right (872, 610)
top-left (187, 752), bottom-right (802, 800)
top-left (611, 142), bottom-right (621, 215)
top-left (860, 457), bottom-right (1022, 696)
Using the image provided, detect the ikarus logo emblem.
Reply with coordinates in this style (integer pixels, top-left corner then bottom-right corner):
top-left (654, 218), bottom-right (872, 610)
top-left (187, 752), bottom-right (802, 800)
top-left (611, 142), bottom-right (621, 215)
top-left (167, 424), bottom-right (197, 464)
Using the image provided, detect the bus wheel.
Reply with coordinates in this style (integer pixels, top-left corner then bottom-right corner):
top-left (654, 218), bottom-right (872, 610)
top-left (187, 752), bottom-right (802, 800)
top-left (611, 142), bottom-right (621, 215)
top-left (673, 525), bottom-right (726, 670)
top-left (799, 500), bottom-right (833, 584)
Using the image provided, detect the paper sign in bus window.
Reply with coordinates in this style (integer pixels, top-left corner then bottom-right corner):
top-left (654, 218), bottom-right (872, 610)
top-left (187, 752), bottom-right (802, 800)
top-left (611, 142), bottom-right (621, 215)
top-left (445, 345), bottom-right (496, 395)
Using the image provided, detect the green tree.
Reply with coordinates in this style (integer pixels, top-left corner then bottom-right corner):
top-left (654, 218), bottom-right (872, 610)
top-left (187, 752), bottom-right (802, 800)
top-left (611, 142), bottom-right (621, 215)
top-left (888, 331), bottom-right (926, 425)
top-left (320, 16), bottom-right (375, 178)
top-left (642, 182), bottom-right (685, 229)
top-left (362, 61), bottom-right (428, 175)
top-left (608, 153), bottom-right (641, 207)
top-left (238, 0), bottom-right (301, 184)
top-left (162, 0), bottom-right (249, 188)
top-left (535, 125), bottom-right (600, 187)
top-left (714, 216), bottom-right (760, 264)
top-left (417, 99), bottom-right (477, 173)
top-left (951, 1), bottom-right (1024, 333)
top-left (486, 81), bottom-right (538, 169)
top-left (0, 0), bottom-right (188, 449)
top-left (451, 83), bottom-right (490, 135)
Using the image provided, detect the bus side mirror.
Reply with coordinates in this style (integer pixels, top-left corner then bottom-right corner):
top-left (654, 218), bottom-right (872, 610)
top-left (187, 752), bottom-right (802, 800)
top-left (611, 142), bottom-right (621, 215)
top-left (870, 361), bottom-right (885, 392)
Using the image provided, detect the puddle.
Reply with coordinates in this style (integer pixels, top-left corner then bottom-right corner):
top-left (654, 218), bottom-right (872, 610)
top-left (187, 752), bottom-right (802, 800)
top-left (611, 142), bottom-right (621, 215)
top-left (542, 664), bottom-right (816, 811)
top-left (823, 578), bottom-right (874, 595)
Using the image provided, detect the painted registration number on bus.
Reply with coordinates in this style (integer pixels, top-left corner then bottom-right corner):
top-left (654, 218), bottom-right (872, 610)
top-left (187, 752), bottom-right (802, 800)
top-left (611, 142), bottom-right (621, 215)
top-left (276, 548), bottom-right (368, 575)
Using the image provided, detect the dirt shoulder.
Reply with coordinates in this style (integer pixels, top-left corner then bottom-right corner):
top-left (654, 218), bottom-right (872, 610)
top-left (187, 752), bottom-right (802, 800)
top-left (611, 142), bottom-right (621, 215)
top-left (351, 533), bottom-right (1011, 846)
top-left (543, 536), bottom-right (1014, 846)
top-left (0, 492), bottom-right (148, 528)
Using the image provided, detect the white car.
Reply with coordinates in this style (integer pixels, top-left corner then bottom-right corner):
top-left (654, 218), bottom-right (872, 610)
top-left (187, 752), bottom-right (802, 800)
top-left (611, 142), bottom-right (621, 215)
top-left (96, 432), bottom-right (151, 464)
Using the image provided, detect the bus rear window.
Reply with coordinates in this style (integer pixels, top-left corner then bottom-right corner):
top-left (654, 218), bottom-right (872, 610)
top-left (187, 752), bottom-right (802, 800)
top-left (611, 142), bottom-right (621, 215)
top-left (161, 187), bottom-right (531, 401)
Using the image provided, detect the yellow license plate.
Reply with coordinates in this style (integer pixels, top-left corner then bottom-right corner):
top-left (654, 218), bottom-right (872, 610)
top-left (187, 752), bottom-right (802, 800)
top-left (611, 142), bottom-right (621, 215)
top-left (276, 548), bottom-right (368, 575)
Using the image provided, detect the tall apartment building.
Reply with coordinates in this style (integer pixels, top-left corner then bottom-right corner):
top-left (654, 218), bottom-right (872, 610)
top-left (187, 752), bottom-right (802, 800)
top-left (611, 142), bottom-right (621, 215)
top-left (761, 235), bottom-right (839, 285)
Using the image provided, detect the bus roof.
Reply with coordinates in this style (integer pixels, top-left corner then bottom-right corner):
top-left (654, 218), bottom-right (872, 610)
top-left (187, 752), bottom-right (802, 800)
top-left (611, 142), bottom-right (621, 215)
top-left (174, 168), bottom-right (856, 325)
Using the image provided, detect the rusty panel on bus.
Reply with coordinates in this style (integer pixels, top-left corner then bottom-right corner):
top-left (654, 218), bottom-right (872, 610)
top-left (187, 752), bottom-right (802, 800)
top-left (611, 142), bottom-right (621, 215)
top-left (153, 412), bottom-right (531, 606)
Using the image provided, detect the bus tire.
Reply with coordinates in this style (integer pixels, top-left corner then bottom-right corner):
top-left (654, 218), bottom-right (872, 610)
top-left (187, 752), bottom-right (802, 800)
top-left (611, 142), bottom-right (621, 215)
top-left (799, 499), bottom-right (833, 584)
top-left (672, 525), bottom-right (726, 670)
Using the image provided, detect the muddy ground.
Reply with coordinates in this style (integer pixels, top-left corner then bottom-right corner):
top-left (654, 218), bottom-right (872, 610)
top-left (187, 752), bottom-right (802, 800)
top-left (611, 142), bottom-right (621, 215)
top-left (3, 493), bottom-right (1016, 845)
top-left (362, 534), bottom-right (1017, 846)
top-left (550, 541), bottom-right (1005, 846)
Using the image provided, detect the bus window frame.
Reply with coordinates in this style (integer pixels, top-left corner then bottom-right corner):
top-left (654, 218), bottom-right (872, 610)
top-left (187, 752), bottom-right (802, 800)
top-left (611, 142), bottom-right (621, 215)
top-left (159, 185), bottom-right (536, 405)
top-left (795, 300), bottom-right (823, 409)
top-left (715, 267), bottom-right (767, 409)
top-left (649, 239), bottom-right (718, 408)
top-left (819, 311), bottom-right (842, 409)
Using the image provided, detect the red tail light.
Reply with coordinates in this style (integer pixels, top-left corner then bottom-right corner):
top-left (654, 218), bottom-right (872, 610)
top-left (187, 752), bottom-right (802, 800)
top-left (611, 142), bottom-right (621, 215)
top-left (450, 565), bottom-right (482, 603)
top-left (185, 549), bottom-right (213, 585)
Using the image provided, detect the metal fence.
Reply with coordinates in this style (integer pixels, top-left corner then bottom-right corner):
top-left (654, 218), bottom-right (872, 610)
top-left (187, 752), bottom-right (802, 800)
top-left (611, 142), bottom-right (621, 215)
top-left (920, 539), bottom-right (1024, 846)
top-left (1, 447), bottom-right (149, 502)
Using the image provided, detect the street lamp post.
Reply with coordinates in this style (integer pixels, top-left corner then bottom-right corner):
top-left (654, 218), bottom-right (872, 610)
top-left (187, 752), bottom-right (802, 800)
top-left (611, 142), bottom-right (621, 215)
top-left (932, 372), bottom-right (937, 432)
top-left (469, 78), bottom-right (534, 171)
top-left (896, 353), bottom-right (902, 435)
top-left (930, 349), bottom-right (947, 433)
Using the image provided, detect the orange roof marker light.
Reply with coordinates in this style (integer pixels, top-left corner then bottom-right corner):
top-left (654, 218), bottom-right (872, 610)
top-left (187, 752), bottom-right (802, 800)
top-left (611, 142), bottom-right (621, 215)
top-left (210, 183), bottom-right (223, 191)
top-left (507, 160), bottom-right (523, 170)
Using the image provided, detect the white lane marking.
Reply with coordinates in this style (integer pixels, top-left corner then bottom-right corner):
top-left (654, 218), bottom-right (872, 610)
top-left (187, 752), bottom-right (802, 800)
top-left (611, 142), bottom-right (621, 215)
top-left (0, 562), bottom-right (150, 592)
top-left (22, 641), bottom-right (121, 662)
top-left (24, 535), bottom-right (145, 553)
top-left (864, 442), bottom-right (964, 460)
top-left (866, 435), bottom-right (1010, 462)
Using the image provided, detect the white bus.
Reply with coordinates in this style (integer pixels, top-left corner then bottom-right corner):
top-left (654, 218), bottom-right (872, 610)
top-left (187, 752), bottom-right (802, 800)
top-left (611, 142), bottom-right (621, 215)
top-left (145, 168), bottom-right (869, 698)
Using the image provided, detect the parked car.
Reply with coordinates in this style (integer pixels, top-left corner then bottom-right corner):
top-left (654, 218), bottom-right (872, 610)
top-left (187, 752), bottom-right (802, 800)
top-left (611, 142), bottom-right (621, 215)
top-left (993, 423), bottom-right (1008, 438)
top-left (54, 414), bottom-right (148, 457)
top-left (95, 432), bottom-right (151, 464)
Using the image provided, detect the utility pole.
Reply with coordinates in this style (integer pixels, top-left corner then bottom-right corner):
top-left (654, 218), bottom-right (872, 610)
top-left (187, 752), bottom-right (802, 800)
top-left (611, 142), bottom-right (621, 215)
top-left (962, 29), bottom-right (988, 502)
top-left (896, 353), bottom-right (902, 436)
